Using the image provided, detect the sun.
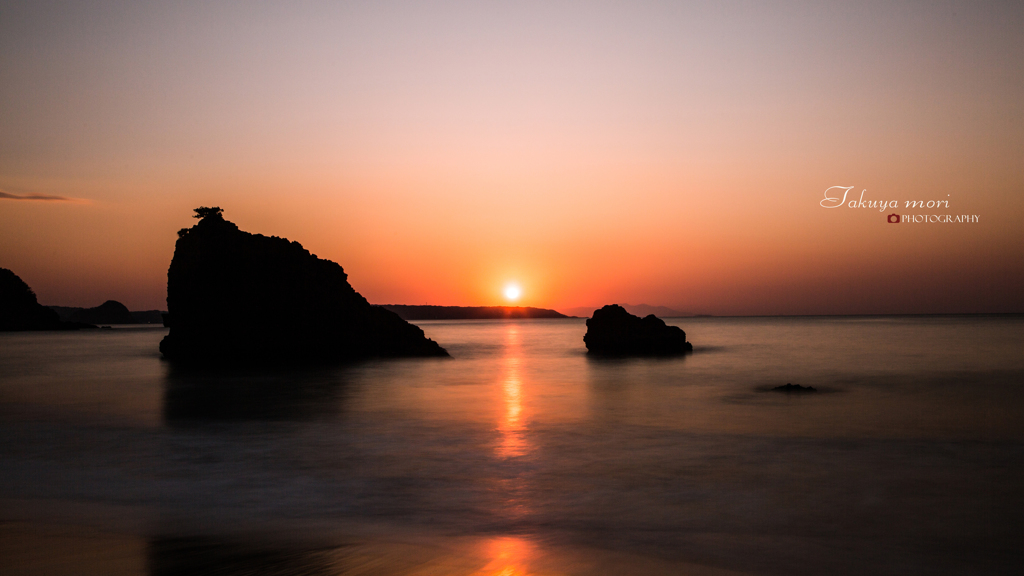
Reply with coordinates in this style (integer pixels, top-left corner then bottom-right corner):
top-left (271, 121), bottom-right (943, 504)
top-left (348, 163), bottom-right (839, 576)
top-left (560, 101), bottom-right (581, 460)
top-left (504, 284), bottom-right (521, 301)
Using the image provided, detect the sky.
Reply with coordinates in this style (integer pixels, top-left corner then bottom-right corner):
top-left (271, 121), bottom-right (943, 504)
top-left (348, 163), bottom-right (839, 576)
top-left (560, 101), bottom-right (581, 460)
top-left (1, 0), bottom-right (1022, 315)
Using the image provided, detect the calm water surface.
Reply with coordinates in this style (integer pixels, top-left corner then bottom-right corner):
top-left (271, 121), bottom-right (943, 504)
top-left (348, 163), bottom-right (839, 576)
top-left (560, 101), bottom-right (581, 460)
top-left (1, 317), bottom-right (1022, 575)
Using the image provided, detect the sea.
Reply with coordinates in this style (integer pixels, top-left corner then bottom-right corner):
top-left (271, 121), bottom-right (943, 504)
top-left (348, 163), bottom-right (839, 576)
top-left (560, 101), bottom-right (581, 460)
top-left (0, 316), bottom-right (1021, 575)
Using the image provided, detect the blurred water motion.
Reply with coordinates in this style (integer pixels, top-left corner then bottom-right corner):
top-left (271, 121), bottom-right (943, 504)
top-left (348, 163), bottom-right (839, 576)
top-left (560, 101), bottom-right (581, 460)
top-left (497, 326), bottom-right (529, 460)
top-left (148, 536), bottom-right (336, 576)
top-left (1, 317), bottom-right (1022, 575)
top-left (474, 536), bottom-right (535, 576)
top-left (162, 366), bottom-right (348, 424)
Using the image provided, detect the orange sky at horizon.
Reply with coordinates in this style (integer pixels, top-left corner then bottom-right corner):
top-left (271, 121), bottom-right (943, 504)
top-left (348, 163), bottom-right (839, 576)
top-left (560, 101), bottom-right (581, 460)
top-left (2, 1), bottom-right (1022, 314)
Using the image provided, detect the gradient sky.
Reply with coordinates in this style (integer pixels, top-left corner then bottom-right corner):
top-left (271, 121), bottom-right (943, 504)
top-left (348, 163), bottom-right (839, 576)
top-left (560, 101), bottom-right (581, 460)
top-left (1, 0), bottom-right (1022, 314)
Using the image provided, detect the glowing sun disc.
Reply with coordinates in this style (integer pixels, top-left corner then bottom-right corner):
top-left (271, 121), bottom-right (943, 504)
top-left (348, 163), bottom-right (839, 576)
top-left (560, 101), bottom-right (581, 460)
top-left (504, 285), bottom-right (521, 300)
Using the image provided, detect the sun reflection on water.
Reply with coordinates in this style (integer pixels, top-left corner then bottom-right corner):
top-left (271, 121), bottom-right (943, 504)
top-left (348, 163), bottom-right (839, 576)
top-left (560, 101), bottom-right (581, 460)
top-left (497, 326), bottom-right (529, 459)
top-left (472, 536), bottom-right (537, 576)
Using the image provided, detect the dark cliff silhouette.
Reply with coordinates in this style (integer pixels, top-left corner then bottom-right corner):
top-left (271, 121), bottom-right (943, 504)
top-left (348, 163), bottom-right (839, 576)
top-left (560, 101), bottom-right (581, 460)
top-left (0, 268), bottom-right (95, 331)
top-left (584, 304), bottom-right (692, 356)
top-left (379, 304), bottom-right (571, 320)
top-left (159, 207), bottom-right (448, 364)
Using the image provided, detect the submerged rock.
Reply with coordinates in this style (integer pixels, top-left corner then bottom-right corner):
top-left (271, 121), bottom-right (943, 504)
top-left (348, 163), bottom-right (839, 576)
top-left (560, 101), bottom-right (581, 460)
top-left (584, 304), bottom-right (692, 356)
top-left (159, 207), bottom-right (448, 364)
top-left (0, 268), bottom-right (94, 331)
top-left (772, 383), bottom-right (817, 393)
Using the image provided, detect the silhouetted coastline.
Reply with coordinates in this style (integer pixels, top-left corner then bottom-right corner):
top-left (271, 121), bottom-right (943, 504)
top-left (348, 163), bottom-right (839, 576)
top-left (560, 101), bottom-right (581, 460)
top-left (50, 304), bottom-right (167, 324)
top-left (131, 310), bottom-right (166, 324)
top-left (70, 300), bottom-right (135, 324)
top-left (0, 268), bottom-right (96, 331)
top-left (584, 304), bottom-right (692, 356)
top-left (563, 303), bottom-right (690, 318)
top-left (159, 208), bottom-right (448, 365)
top-left (379, 304), bottom-right (571, 320)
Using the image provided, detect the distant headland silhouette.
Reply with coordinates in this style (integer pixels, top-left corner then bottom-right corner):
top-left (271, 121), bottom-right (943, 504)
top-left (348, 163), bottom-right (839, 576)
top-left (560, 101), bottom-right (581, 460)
top-left (379, 305), bottom-right (570, 320)
top-left (584, 304), bottom-right (693, 356)
top-left (50, 302), bottom-right (166, 325)
top-left (159, 207), bottom-right (448, 364)
top-left (0, 268), bottom-right (96, 331)
top-left (562, 304), bottom-right (691, 318)
top-left (65, 300), bottom-right (134, 324)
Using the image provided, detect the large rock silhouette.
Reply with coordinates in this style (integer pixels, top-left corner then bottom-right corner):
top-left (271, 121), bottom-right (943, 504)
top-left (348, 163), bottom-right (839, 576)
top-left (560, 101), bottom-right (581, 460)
top-left (584, 304), bottom-right (692, 356)
top-left (159, 208), bottom-right (448, 364)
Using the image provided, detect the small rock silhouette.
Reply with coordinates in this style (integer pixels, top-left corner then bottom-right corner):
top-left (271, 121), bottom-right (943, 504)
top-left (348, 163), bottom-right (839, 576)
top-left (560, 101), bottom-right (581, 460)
top-left (772, 383), bottom-right (817, 393)
top-left (584, 304), bottom-right (692, 356)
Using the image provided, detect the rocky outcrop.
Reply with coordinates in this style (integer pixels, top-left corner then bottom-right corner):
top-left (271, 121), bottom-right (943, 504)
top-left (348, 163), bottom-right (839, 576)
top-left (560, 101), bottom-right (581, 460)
top-left (583, 304), bottom-right (692, 356)
top-left (159, 208), bottom-right (448, 364)
top-left (0, 268), bottom-right (94, 331)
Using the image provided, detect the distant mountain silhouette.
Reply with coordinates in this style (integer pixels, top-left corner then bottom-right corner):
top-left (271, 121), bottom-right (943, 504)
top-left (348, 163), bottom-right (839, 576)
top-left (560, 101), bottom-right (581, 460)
top-left (131, 310), bottom-right (166, 324)
top-left (160, 207), bottom-right (448, 364)
top-left (563, 303), bottom-right (689, 318)
top-left (0, 268), bottom-right (95, 331)
top-left (379, 305), bottom-right (571, 320)
top-left (619, 304), bottom-right (688, 317)
top-left (50, 304), bottom-right (166, 324)
top-left (71, 300), bottom-right (135, 324)
top-left (584, 304), bottom-right (692, 356)
top-left (48, 306), bottom-right (82, 322)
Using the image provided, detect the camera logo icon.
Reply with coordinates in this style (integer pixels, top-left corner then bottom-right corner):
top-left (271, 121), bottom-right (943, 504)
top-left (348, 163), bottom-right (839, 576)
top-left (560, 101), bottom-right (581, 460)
top-left (887, 214), bottom-right (901, 223)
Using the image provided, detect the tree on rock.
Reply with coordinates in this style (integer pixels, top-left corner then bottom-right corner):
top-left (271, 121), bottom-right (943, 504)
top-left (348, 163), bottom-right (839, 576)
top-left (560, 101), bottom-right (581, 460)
top-left (193, 206), bottom-right (223, 220)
